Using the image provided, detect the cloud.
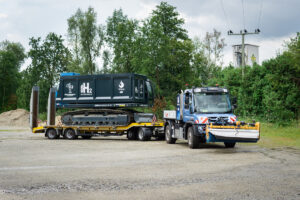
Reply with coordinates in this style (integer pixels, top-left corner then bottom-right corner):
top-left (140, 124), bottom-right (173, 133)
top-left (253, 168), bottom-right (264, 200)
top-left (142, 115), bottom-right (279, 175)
top-left (0, 13), bottom-right (7, 18)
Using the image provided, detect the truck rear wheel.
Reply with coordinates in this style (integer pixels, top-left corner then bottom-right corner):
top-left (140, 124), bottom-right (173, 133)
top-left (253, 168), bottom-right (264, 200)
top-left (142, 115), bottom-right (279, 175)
top-left (224, 142), bottom-right (236, 148)
top-left (64, 128), bottom-right (77, 140)
top-left (188, 126), bottom-right (199, 149)
top-left (138, 127), bottom-right (150, 141)
top-left (165, 125), bottom-right (176, 144)
top-left (46, 128), bottom-right (59, 139)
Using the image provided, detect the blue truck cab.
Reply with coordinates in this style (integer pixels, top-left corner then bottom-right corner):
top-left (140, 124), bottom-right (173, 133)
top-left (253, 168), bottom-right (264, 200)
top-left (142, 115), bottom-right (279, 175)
top-left (163, 87), bottom-right (247, 148)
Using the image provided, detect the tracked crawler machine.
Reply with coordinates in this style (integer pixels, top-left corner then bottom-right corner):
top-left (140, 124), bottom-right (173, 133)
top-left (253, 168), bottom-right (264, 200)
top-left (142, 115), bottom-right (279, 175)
top-left (30, 73), bottom-right (164, 140)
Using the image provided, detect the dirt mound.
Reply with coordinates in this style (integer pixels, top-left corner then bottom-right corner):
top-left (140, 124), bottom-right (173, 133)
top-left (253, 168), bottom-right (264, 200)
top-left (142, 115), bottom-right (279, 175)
top-left (0, 109), bottom-right (30, 127)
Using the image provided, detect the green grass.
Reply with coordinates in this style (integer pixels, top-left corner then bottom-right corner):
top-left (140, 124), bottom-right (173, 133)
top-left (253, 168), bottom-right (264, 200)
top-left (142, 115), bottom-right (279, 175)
top-left (257, 122), bottom-right (300, 149)
top-left (238, 117), bottom-right (300, 149)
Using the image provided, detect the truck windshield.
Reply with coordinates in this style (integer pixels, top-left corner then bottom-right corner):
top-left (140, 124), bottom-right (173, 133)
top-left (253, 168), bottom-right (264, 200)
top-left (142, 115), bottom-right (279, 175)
top-left (194, 93), bottom-right (231, 113)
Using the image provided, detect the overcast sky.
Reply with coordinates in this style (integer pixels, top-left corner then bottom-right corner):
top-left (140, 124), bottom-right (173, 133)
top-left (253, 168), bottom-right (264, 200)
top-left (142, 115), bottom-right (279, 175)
top-left (0, 0), bottom-right (299, 70)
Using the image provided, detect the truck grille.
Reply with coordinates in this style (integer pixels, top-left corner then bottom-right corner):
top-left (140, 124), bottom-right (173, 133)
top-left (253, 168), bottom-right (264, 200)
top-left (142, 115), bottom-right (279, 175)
top-left (208, 117), bottom-right (228, 123)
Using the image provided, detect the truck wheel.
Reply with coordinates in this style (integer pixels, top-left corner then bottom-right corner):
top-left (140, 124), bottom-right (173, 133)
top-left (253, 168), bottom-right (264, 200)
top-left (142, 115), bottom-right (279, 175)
top-left (224, 142), bottom-right (236, 148)
top-left (46, 128), bottom-right (59, 139)
top-left (127, 129), bottom-right (137, 140)
top-left (165, 125), bottom-right (176, 144)
top-left (138, 128), bottom-right (150, 141)
top-left (188, 126), bottom-right (199, 149)
top-left (64, 128), bottom-right (77, 140)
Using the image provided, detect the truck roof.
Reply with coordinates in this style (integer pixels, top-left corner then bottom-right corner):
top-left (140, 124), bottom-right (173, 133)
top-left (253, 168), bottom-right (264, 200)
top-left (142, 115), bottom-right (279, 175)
top-left (184, 87), bottom-right (228, 93)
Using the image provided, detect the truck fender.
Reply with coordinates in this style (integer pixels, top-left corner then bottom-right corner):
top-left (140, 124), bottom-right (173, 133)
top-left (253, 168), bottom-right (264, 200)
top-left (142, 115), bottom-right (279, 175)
top-left (164, 120), bottom-right (175, 137)
top-left (183, 122), bottom-right (194, 139)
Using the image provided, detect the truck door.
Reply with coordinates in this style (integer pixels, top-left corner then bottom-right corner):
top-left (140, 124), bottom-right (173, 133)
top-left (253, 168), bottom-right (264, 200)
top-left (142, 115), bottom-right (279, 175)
top-left (183, 92), bottom-right (193, 122)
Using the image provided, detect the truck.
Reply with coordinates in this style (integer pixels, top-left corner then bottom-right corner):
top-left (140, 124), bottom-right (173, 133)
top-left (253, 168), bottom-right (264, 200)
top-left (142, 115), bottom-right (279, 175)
top-left (163, 87), bottom-right (260, 148)
top-left (30, 73), bottom-right (164, 141)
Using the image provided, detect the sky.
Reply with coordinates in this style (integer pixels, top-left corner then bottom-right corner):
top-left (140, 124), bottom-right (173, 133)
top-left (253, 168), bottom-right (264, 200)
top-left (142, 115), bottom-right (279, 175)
top-left (0, 0), bottom-right (299, 70)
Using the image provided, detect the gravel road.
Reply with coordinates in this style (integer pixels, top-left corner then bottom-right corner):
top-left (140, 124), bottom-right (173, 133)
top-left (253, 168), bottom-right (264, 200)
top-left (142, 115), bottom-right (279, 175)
top-left (0, 128), bottom-right (299, 200)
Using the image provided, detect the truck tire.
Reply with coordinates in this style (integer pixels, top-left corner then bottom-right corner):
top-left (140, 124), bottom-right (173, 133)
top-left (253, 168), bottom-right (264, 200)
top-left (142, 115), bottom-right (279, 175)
top-left (224, 142), bottom-right (236, 148)
top-left (63, 128), bottom-right (77, 140)
top-left (165, 125), bottom-right (176, 144)
top-left (137, 127), bottom-right (150, 141)
top-left (46, 128), bottom-right (59, 139)
top-left (188, 126), bottom-right (199, 149)
top-left (127, 129), bottom-right (137, 140)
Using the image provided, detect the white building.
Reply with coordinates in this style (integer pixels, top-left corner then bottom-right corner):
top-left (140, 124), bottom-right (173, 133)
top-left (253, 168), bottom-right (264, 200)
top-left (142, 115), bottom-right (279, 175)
top-left (232, 44), bottom-right (259, 67)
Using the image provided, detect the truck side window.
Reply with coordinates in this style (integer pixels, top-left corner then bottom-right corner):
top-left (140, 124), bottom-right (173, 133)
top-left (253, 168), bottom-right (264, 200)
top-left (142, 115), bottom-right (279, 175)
top-left (184, 93), bottom-right (190, 109)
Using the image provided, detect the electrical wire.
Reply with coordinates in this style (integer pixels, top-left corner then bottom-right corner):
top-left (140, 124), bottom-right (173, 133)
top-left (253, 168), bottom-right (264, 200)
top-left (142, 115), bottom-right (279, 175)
top-left (257, 0), bottom-right (264, 28)
top-left (220, 0), bottom-right (230, 29)
top-left (241, 0), bottom-right (245, 29)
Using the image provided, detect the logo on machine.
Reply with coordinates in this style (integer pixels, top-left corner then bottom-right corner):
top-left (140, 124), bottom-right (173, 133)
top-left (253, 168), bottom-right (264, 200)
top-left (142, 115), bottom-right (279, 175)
top-left (65, 82), bottom-right (75, 96)
top-left (66, 83), bottom-right (74, 94)
top-left (118, 80), bottom-right (125, 94)
top-left (80, 82), bottom-right (92, 95)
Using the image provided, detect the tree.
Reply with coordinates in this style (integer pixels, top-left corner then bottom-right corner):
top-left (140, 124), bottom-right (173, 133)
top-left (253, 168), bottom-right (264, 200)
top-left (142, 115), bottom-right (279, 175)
top-left (106, 9), bottom-right (138, 73)
top-left (138, 2), bottom-right (192, 100)
top-left (17, 33), bottom-right (70, 111)
top-left (67, 7), bottom-right (104, 74)
top-left (0, 41), bottom-right (25, 112)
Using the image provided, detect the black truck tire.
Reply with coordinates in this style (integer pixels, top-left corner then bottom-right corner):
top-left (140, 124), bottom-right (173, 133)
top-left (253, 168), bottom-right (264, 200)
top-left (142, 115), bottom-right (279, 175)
top-left (64, 128), bottom-right (77, 140)
top-left (188, 126), bottom-right (199, 149)
top-left (224, 142), bottom-right (236, 148)
top-left (127, 129), bottom-right (137, 140)
top-left (137, 127), bottom-right (150, 141)
top-left (46, 128), bottom-right (59, 139)
top-left (165, 125), bottom-right (176, 144)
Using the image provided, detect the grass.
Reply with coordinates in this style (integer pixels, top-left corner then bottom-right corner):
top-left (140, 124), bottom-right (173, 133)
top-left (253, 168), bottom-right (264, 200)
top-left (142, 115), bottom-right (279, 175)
top-left (239, 117), bottom-right (300, 149)
top-left (257, 122), bottom-right (300, 149)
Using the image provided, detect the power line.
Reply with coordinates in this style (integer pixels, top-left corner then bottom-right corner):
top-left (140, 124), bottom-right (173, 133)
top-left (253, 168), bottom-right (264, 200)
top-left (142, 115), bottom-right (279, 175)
top-left (220, 0), bottom-right (230, 29)
top-left (241, 0), bottom-right (245, 29)
top-left (257, 0), bottom-right (264, 28)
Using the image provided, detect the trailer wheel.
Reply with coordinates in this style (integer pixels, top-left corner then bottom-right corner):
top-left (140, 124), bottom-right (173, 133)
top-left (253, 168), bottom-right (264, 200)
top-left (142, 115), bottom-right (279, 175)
top-left (46, 128), bottom-right (59, 139)
top-left (63, 128), bottom-right (77, 140)
top-left (137, 128), bottom-right (150, 141)
top-left (224, 142), bottom-right (236, 148)
top-left (127, 129), bottom-right (137, 140)
top-left (188, 126), bottom-right (199, 149)
top-left (165, 125), bottom-right (176, 144)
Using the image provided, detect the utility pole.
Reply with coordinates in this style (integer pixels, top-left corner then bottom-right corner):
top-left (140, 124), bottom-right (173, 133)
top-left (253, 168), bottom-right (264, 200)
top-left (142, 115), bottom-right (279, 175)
top-left (228, 29), bottom-right (260, 78)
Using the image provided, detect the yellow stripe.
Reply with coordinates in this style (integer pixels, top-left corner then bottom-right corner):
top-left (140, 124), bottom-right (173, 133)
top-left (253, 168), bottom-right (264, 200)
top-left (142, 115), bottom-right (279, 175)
top-left (32, 122), bottom-right (164, 133)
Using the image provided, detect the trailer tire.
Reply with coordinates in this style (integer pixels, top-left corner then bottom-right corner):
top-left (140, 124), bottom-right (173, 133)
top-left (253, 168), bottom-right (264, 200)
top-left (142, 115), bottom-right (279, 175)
top-left (127, 129), bottom-right (137, 140)
top-left (46, 128), bottom-right (59, 139)
top-left (188, 126), bottom-right (199, 149)
top-left (63, 128), bottom-right (77, 140)
top-left (165, 125), bottom-right (176, 144)
top-left (137, 127), bottom-right (150, 141)
top-left (224, 142), bottom-right (236, 148)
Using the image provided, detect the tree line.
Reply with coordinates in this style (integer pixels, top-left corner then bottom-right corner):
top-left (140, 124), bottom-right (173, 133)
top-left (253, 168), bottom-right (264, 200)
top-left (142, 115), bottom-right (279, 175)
top-left (0, 2), bottom-right (299, 124)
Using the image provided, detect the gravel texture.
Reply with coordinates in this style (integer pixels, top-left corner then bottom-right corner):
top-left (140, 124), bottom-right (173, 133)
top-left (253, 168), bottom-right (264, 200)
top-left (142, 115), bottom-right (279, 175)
top-left (0, 128), bottom-right (299, 200)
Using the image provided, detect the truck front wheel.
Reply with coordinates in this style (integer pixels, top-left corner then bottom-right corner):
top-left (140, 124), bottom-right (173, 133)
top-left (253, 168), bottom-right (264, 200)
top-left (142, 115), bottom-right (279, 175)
top-left (165, 125), bottom-right (176, 144)
top-left (188, 126), bottom-right (199, 149)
